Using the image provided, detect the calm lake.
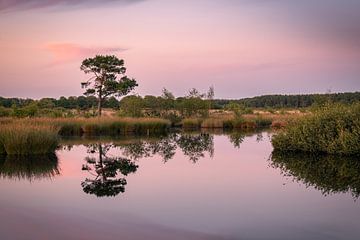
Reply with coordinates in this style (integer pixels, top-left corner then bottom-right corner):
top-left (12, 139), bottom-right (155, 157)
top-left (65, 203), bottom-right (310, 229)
top-left (0, 131), bottom-right (359, 240)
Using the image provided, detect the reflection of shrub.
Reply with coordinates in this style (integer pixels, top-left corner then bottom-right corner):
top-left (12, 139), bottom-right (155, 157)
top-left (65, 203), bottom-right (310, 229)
top-left (271, 151), bottom-right (360, 198)
top-left (272, 103), bottom-right (360, 155)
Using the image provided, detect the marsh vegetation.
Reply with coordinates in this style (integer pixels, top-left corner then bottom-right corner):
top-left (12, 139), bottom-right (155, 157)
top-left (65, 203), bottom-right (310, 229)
top-left (272, 103), bottom-right (360, 155)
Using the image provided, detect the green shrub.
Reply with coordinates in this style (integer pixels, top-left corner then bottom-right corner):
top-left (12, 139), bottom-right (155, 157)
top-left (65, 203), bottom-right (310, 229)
top-left (0, 107), bottom-right (11, 117)
top-left (272, 103), bottom-right (360, 155)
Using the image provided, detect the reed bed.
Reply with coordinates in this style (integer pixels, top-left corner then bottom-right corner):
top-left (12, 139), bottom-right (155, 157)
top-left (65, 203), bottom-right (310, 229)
top-left (79, 117), bottom-right (171, 136)
top-left (184, 116), bottom-right (274, 130)
top-left (0, 123), bottom-right (59, 155)
top-left (181, 118), bottom-right (202, 130)
top-left (0, 117), bottom-right (171, 136)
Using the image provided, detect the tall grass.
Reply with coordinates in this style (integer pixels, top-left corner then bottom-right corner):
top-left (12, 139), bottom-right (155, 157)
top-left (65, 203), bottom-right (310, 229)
top-left (181, 118), bottom-right (202, 130)
top-left (0, 124), bottom-right (59, 155)
top-left (272, 103), bottom-right (360, 155)
top-left (80, 117), bottom-right (171, 136)
top-left (1, 117), bottom-right (171, 137)
top-left (183, 116), bottom-right (274, 130)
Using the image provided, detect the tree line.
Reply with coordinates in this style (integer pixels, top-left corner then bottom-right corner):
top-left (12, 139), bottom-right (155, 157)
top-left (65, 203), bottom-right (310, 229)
top-left (1, 91), bottom-right (359, 111)
top-left (215, 92), bottom-right (360, 109)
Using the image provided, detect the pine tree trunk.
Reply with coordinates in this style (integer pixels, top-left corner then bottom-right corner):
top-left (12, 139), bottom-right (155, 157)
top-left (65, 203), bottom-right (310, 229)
top-left (98, 95), bottom-right (102, 117)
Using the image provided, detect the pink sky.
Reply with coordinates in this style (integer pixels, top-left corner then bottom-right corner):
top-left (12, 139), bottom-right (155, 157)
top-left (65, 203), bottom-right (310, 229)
top-left (0, 0), bottom-right (359, 99)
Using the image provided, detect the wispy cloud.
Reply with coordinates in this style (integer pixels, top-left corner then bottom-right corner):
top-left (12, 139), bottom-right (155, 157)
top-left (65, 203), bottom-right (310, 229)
top-left (241, 0), bottom-right (360, 50)
top-left (0, 0), bottom-right (145, 12)
top-left (45, 42), bottom-right (127, 66)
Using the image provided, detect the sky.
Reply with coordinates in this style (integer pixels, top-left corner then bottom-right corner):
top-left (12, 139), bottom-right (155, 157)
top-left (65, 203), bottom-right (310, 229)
top-left (0, 0), bottom-right (359, 99)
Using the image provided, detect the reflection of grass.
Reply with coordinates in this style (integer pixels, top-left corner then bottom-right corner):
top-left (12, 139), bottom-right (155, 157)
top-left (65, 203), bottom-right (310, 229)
top-left (271, 151), bottom-right (360, 198)
top-left (0, 124), bottom-right (58, 155)
top-left (0, 153), bottom-right (59, 181)
top-left (272, 103), bottom-right (360, 155)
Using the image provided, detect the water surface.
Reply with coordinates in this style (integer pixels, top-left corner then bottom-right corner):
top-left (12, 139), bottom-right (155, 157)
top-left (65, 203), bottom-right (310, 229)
top-left (0, 131), bottom-right (359, 240)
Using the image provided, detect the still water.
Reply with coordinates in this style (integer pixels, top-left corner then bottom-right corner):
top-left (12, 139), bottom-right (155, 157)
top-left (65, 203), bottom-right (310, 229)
top-left (0, 131), bottom-right (359, 240)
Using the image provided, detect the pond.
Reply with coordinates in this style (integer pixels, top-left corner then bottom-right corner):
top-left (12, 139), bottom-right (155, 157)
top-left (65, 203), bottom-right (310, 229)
top-left (0, 131), bottom-right (359, 240)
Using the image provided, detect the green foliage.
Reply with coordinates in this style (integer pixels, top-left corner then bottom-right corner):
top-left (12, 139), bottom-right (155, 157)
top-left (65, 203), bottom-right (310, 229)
top-left (176, 88), bottom-right (210, 118)
top-left (80, 55), bottom-right (138, 116)
top-left (0, 106), bottom-right (11, 117)
top-left (224, 102), bottom-right (253, 118)
top-left (214, 92), bottom-right (360, 109)
top-left (272, 103), bottom-right (360, 155)
top-left (119, 95), bottom-right (144, 117)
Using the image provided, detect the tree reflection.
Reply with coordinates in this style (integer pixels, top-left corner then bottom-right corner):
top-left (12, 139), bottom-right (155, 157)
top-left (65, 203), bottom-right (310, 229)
top-left (0, 154), bottom-right (59, 181)
top-left (81, 144), bottom-right (138, 197)
top-left (117, 133), bottom-right (214, 163)
top-left (227, 131), bottom-right (264, 148)
top-left (270, 151), bottom-right (360, 199)
top-left (176, 133), bottom-right (214, 163)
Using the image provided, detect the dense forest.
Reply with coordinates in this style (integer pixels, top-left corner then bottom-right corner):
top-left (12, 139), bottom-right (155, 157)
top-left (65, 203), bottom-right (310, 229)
top-left (1, 92), bottom-right (359, 110)
top-left (215, 92), bottom-right (360, 108)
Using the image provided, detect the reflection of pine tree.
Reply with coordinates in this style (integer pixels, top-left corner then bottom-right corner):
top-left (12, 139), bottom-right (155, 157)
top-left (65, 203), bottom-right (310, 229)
top-left (117, 133), bottom-right (215, 163)
top-left (81, 144), bottom-right (138, 197)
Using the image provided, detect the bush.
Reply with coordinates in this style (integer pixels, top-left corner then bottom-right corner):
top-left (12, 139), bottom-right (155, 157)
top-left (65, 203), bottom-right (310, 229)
top-left (272, 103), bottom-right (360, 155)
top-left (0, 107), bottom-right (11, 117)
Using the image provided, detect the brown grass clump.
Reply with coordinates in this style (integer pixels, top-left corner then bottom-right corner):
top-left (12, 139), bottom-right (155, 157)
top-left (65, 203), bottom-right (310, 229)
top-left (0, 123), bottom-right (59, 155)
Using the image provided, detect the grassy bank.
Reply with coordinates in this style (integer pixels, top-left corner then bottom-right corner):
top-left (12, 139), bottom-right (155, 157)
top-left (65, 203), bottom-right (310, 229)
top-left (0, 117), bottom-right (171, 155)
top-left (179, 114), bottom-right (293, 130)
top-left (272, 103), bottom-right (360, 155)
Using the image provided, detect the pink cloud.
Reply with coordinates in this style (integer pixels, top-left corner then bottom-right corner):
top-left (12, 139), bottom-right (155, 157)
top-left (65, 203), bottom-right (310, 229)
top-left (44, 42), bottom-right (126, 66)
